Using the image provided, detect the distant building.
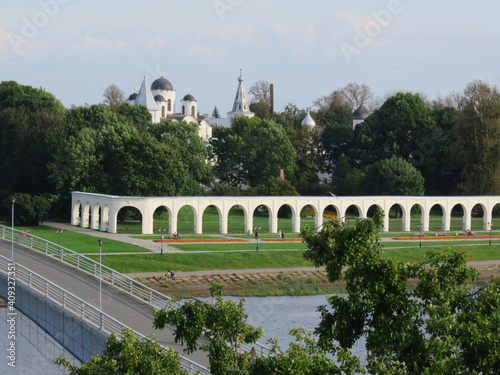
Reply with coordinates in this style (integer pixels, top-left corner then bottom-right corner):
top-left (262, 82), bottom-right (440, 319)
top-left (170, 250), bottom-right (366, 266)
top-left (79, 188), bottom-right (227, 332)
top-left (301, 107), bottom-right (316, 128)
top-left (207, 69), bottom-right (255, 128)
top-left (353, 105), bottom-right (369, 128)
top-left (127, 73), bottom-right (212, 140)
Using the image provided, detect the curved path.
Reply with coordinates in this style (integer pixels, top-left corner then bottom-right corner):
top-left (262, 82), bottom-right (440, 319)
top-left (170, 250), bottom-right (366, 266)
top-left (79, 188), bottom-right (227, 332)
top-left (0, 240), bottom-right (210, 370)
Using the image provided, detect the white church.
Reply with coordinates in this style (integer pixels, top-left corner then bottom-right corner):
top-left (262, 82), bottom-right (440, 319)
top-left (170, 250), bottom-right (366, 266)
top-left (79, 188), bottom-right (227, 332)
top-left (127, 69), bottom-right (256, 139)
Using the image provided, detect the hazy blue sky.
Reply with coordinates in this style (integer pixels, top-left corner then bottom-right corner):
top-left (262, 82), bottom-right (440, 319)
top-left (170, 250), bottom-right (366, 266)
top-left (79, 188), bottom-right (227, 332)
top-left (1, 0), bottom-right (499, 114)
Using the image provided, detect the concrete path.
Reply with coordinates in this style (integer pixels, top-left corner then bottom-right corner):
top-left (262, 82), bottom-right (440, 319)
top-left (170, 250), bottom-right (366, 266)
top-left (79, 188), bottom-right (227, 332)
top-left (43, 221), bottom-right (183, 253)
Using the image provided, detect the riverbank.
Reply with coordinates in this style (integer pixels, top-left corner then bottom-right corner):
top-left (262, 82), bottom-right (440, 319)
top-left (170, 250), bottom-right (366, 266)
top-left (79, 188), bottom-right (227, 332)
top-left (136, 262), bottom-right (500, 298)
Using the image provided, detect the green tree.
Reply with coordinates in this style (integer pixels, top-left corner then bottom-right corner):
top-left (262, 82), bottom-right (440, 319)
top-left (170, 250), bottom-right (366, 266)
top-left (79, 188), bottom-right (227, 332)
top-left (0, 81), bottom-right (68, 195)
top-left (239, 118), bottom-right (295, 187)
top-left (318, 105), bottom-right (354, 172)
top-left (56, 329), bottom-right (188, 374)
top-left (285, 124), bottom-right (323, 189)
top-left (153, 284), bottom-right (263, 375)
top-left (116, 102), bottom-right (152, 131)
top-left (352, 93), bottom-right (436, 168)
top-left (102, 84), bottom-right (125, 112)
top-left (49, 116), bottom-right (188, 199)
top-left (149, 120), bottom-right (213, 194)
top-left (210, 116), bottom-right (295, 188)
top-left (451, 80), bottom-right (500, 194)
top-left (212, 106), bottom-right (221, 118)
top-left (249, 328), bottom-right (363, 375)
top-left (10, 193), bottom-right (51, 226)
top-left (302, 212), bottom-right (500, 374)
top-left (247, 177), bottom-right (299, 196)
top-left (272, 103), bottom-right (306, 129)
top-left (364, 156), bottom-right (425, 196)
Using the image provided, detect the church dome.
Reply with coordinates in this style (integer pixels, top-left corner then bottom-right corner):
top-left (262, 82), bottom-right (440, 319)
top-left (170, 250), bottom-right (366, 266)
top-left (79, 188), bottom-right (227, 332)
top-left (128, 93), bottom-right (138, 101)
top-left (182, 93), bottom-right (196, 102)
top-left (151, 77), bottom-right (173, 91)
top-left (154, 94), bottom-right (165, 102)
top-left (301, 108), bottom-right (316, 127)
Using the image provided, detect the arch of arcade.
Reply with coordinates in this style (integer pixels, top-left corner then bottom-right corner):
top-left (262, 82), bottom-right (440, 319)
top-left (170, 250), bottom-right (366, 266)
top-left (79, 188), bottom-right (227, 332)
top-left (71, 192), bottom-right (500, 235)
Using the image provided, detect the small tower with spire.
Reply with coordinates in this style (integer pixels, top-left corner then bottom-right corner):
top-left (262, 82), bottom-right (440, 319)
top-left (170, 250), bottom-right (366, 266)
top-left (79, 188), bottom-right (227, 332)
top-left (227, 69), bottom-right (254, 122)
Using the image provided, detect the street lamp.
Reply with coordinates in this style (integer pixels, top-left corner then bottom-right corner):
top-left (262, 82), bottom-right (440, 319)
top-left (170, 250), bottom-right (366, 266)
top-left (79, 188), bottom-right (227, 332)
top-left (56, 229), bottom-right (63, 245)
top-left (11, 196), bottom-right (15, 261)
top-left (418, 223), bottom-right (423, 248)
top-left (489, 222), bottom-right (494, 246)
top-left (159, 227), bottom-right (166, 255)
top-left (98, 239), bottom-right (103, 312)
top-left (254, 226), bottom-right (261, 252)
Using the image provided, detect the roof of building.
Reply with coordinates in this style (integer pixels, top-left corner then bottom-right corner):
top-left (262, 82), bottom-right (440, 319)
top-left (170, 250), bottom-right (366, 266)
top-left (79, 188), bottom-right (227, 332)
top-left (227, 69), bottom-right (254, 117)
top-left (128, 92), bottom-right (138, 101)
top-left (135, 76), bottom-right (159, 112)
top-left (301, 108), bottom-right (316, 127)
top-left (182, 93), bottom-right (196, 102)
top-left (353, 105), bottom-right (369, 119)
top-left (154, 94), bottom-right (166, 102)
top-left (151, 76), bottom-right (174, 91)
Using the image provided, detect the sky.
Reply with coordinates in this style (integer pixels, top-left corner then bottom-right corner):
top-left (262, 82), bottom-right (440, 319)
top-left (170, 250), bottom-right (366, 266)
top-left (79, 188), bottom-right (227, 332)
top-left (1, 0), bottom-right (500, 115)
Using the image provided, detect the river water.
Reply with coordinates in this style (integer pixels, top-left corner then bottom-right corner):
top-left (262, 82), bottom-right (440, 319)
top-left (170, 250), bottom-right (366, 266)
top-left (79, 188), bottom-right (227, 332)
top-left (201, 294), bottom-right (367, 360)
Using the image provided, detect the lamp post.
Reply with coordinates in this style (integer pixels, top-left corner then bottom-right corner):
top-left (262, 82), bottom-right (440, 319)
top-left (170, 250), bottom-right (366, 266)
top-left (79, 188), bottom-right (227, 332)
top-left (98, 239), bottom-right (103, 312)
top-left (11, 197), bottom-right (15, 261)
top-left (159, 227), bottom-right (166, 255)
top-left (254, 226), bottom-right (261, 252)
top-left (56, 229), bottom-right (63, 245)
top-left (489, 222), bottom-right (493, 246)
top-left (418, 223), bottom-right (423, 249)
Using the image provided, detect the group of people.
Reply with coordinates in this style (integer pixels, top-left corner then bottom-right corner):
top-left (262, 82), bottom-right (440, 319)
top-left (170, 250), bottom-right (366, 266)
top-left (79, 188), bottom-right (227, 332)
top-left (278, 230), bottom-right (285, 241)
top-left (165, 270), bottom-right (176, 279)
top-left (465, 229), bottom-right (474, 236)
top-left (169, 232), bottom-right (181, 239)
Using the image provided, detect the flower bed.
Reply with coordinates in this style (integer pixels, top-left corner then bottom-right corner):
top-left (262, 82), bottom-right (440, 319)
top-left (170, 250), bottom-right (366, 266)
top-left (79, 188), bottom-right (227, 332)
top-left (393, 235), bottom-right (500, 241)
top-left (262, 238), bottom-right (303, 242)
top-left (153, 238), bottom-right (248, 243)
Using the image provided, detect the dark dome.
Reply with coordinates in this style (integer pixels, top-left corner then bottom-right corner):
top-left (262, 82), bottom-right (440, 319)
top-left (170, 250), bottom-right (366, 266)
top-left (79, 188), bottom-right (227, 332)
top-left (182, 93), bottom-right (196, 101)
top-left (154, 94), bottom-right (165, 102)
top-left (151, 77), bottom-right (173, 91)
top-left (128, 93), bottom-right (137, 101)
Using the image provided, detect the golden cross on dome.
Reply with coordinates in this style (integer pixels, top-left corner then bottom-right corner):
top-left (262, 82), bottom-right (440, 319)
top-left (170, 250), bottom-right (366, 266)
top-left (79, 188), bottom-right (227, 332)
top-left (160, 67), bottom-right (165, 77)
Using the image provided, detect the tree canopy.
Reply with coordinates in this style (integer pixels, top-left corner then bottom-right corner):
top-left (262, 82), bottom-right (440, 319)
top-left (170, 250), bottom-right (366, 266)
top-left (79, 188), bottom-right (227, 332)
top-left (302, 212), bottom-right (500, 374)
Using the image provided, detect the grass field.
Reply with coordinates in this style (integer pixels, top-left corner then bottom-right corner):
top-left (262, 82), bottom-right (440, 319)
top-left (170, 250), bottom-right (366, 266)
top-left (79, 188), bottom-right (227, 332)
top-left (12, 225), bottom-right (149, 254)
top-left (88, 244), bottom-right (500, 273)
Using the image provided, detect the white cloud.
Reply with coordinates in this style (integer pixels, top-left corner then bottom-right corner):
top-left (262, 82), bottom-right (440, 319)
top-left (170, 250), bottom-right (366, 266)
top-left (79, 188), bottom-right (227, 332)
top-left (337, 11), bottom-right (390, 29)
top-left (200, 25), bottom-right (258, 45)
top-left (0, 29), bottom-right (11, 53)
top-left (144, 37), bottom-right (164, 49)
top-left (72, 36), bottom-right (126, 51)
top-left (182, 45), bottom-right (226, 60)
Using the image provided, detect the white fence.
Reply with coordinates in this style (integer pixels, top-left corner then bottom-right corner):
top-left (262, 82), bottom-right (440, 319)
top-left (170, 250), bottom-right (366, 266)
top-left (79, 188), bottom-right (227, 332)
top-left (0, 224), bottom-right (271, 363)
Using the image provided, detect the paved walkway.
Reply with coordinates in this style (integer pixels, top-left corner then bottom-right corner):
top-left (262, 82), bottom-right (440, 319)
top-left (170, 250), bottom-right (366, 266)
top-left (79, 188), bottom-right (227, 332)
top-left (0, 240), bottom-right (210, 370)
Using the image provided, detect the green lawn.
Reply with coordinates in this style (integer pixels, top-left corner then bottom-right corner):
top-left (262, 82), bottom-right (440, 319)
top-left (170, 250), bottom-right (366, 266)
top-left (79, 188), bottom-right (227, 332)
top-left (89, 244), bottom-right (500, 274)
top-left (168, 242), bottom-right (307, 252)
top-left (89, 251), bottom-right (313, 273)
top-left (14, 225), bottom-right (149, 254)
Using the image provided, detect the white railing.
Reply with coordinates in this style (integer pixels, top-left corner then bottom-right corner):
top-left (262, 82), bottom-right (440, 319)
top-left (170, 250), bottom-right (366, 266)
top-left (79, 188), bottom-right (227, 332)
top-left (0, 224), bottom-right (270, 358)
top-left (0, 254), bottom-right (209, 374)
top-left (0, 225), bottom-right (174, 310)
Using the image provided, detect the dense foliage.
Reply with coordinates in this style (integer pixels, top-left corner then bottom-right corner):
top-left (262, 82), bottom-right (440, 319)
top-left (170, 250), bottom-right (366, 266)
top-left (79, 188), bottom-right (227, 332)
top-left (302, 212), bottom-right (500, 374)
top-left (3, 79), bottom-right (500, 222)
